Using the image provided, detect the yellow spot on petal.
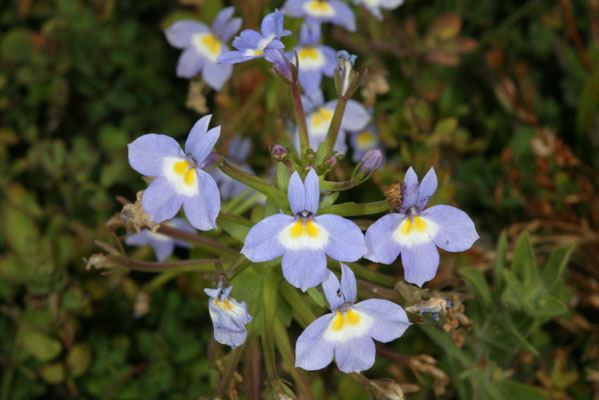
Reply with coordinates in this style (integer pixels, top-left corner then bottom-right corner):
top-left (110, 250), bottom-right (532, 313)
top-left (173, 161), bottom-right (196, 186)
top-left (357, 131), bottom-right (375, 147)
top-left (331, 309), bottom-right (361, 331)
top-left (299, 46), bottom-right (319, 60)
top-left (399, 216), bottom-right (428, 236)
top-left (346, 309), bottom-right (360, 325)
top-left (413, 216), bottom-right (427, 232)
top-left (305, 220), bottom-right (319, 237)
top-left (201, 34), bottom-right (221, 56)
top-left (312, 107), bottom-right (333, 128)
top-left (183, 168), bottom-right (196, 186)
top-left (331, 310), bottom-right (344, 331)
top-left (308, 0), bottom-right (333, 14)
top-left (400, 218), bottom-right (412, 235)
top-left (174, 160), bottom-right (190, 175)
top-left (289, 220), bottom-right (304, 238)
top-left (289, 219), bottom-right (321, 239)
top-left (214, 299), bottom-right (233, 310)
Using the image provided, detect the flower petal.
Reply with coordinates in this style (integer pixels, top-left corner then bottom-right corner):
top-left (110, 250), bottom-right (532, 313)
top-left (128, 134), bottom-right (183, 176)
top-left (304, 168), bottom-right (320, 214)
top-left (261, 9), bottom-right (290, 37)
top-left (182, 169), bottom-right (220, 230)
top-left (184, 115), bottom-right (220, 164)
top-left (142, 176), bottom-right (184, 223)
top-left (220, 17), bottom-right (243, 42)
top-left (214, 328), bottom-right (247, 348)
top-left (124, 231), bottom-right (152, 246)
top-left (340, 100), bottom-right (370, 132)
top-left (287, 171), bottom-right (306, 214)
top-left (400, 238), bottom-right (439, 287)
top-left (322, 268), bottom-right (343, 310)
top-left (317, 214), bottom-right (366, 261)
top-left (353, 299), bottom-right (411, 343)
top-left (422, 205), bottom-right (479, 252)
top-left (402, 166), bottom-right (419, 209)
top-left (340, 263), bottom-right (357, 304)
top-left (281, 249), bottom-right (327, 291)
top-left (328, 0), bottom-right (356, 31)
top-left (417, 167), bottom-right (437, 210)
top-left (364, 213), bottom-right (404, 264)
top-left (211, 7), bottom-right (235, 34)
top-left (295, 313), bottom-right (336, 370)
top-left (334, 336), bottom-right (375, 373)
top-left (176, 47), bottom-right (204, 78)
top-left (165, 20), bottom-right (209, 48)
top-left (282, 0), bottom-right (307, 17)
top-left (202, 60), bottom-right (232, 90)
top-left (151, 238), bottom-right (176, 262)
top-left (241, 214), bottom-right (294, 262)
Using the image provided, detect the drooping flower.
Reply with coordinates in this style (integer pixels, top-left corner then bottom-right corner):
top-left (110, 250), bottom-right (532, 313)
top-left (282, 0), bottom-right (356, 32)
top-left (128, 115), bottom-right (221, 231)
top-left (294, 90), bottom-right (370, 154)
top-left (165, 7), bottom-right (242, 89)
top-left (287, 23), bottom-right (336, 94)
top-left (349, 123), bottom-right (383, 162)
top-left (205, 286), bottom-right (252, 348)
top-left (124, 217), bottom-right (195, 261)
top-left (295, 264), bottom-right (411, 373)
top-left (364, 167), bottom-right (479, 287)
top-left (210, 135), bottom-right (254, 200)
top-left (353, 0), bottom-right (405, 20)
top-left (217, 9), bottom-right (291, 65)
top-left (242, 169), bottom-right (366, 291)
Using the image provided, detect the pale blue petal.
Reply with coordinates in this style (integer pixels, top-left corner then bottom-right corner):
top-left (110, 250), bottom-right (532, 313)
top-left (214, 328), bottom-right (247, 348)
top-left (417, 167), bottom-right (437, 210)
top-left (380, 0), bottom-right (404, 8)
top-left (184, 115), bottom-right (211, 155)
top-left (182, 169), bottom-right (221, 231)
top-left (402, 166), bottom-right (419, 209)
top-left (339, 263), bottom-right (357, 304)
top-left (328, 1), bottom-right (356, 31)
top-left (202, 60), bottom-right (232, 90)
top-left (317, 214), bottom-right (366, 261)
top-left (295, 313), bottom-right (336, 370)
top-left (169, 217), bottom-right (196, 248)
top-left (165, 20), bottom-right (209, 48)
top-left (422, 205), bottom-right (479, 252)
top-left (217, 50), bottom-right (257, 64)
top-left (321, 45), bottom-right (337, 76)
top-left (241, 214), bottom-right (293, 262)
top-left (176, 47), bottom-right (204, 78)
top-left (220, 18), bottom-right (242, 42)
top-left (233, 29), bottom-right (263, 49)
top-left (333, 128), bottom-right (348, 154)
top-left (298, 68), bottom-right (322, 94)
top-left (304, 168), bottom-right (320, 214)
top-left (287, 171), bottom-right (306, 214)
top-left (211, 7), bottom-right (235, 34)
top-left (400, 238), bottom-right (439, 287)
top-left (151, 239), bottom-right (175, 261)
top-left (188, 123), bottom-right (221, 165)
top-left (204, 288), bottom-right (219, 298)
top-left (261, 9), bottom-right (288, 38)
top-left (282, 0), bottom-right (307, 17)
top-left (353, 299), bottom-right (411, 342)
top-left (364, 213), bottom-right (404, 264)
top-left (341, 100), bottom-right (370, 132)
top-left (128, 134), bottom-right (183, 176)
top-left (142, 177), bottom-right (184, 223)
top-left (124, 231), bottom-right (153, 246)
top-left (281, 249), bottom-right (327, 291)
top-left (334, 336), bottom-right (375, 373)
top-left (322, 269), bottom-right (343, 310)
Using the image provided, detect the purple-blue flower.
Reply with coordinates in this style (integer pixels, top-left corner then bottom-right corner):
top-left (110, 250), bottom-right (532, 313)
top-left (217, 9), bottom-right (291, 65)
top-left (125, 217), bottom-right (195, 261)
top-left (283, 0), bottom-right (356, 32)
top-left (287, 23), bottom-right (336, 94)
top-left (295, 264), bottom-right (411, 373)
top-left (128, 115), bottom-right (221, 231)
top-left (241, 169), bottom-right (366, 291)
top-left (165, 7), bottom-right (242, 89)
top-left (294, 90), bottom-right (370, 154)
top-left (210, 135), bottom-right (254, 200)
top-left (205, 286), bottom-right (252, 348)
top-left (365, 167), bottom-right (479, 287)
top-left (353, 0), bottom-right (405, 20)
top-left (349, 123), bottom-right (383, 163)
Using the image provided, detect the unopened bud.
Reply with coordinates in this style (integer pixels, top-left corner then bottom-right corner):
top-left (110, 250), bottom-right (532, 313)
top-left (325, 155), bottom-right (338, 168)
top-left (367, 379), bottom-right (405, 400)
top-left (336, 50), bottom-right (357, 95)
top-left (271, 144), bottom-right (289, 160)
top-left (353, 149), bottom-right (383, 181)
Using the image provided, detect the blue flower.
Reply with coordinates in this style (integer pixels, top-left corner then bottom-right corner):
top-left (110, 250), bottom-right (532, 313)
top-left (349, 123), bottom-right (383, 163)
top-left (294, 90), bottom-right (370, 154)
top-left (353, 0), bottom-right (405, 20)
top-left (242, 169), bottom-right (366, 291)
top-left (205, 286), bottom-right (252, 348)
top-left (165, 7), bottom-right (242, 89)
top-left (218, 10), bottom-right (291, 65)
top-left (128, 115), bottom-right (221, 231)
top-left (287, 23), bottom-right (336, 94)
top-left (210, 135), bottom-right (254, 200)
top-left (295, 264), bottom-right (411, 373)
top-left (283, 0), bottom-right (356, 32)
top-left (365, 167), bottom-right (479, 287)
top-left (124, 217), bottom-right (195, 261)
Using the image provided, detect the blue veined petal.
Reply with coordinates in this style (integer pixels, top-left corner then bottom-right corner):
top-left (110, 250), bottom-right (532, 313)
top-left (422, 205), bottom-right (479, 252)
top-left (124, 231), bottom-right (153, 247)
top-left (400, 238), bottom-right (439, 287)
top-left (181, 169), bottom-right (220, 231)
top-left (364, 213), bottom-right (404, 264)
top-left (184, 115), bottom-right (220, 165)
top-left (416, 167), bottom-right (437, 210)
top-left (316, 214), bottom-right (366, 261)
top-left (295, 313), bottom-right (336, 370)
top-left (334, 335), bottom-right (375, 373)
top-left (176, 47), bottom-right (205, 78)
top-left (402, 166), bottom-right (419, 210)
top-left (142, 176), bottom-right (185, 223)
top-left (165, 20), bottom-right (209, 49)
top-left (202, 59), bottom-right (233, 90)
top-left (339, 263), bottom-right (357, 304)
top-left (242, 214), bottom-right (294, 262)
top-left (304, 168), bottom-right (320, 214)
top-left (128, 134), bottom-right (183, 177)
top-left (281, 248), bottom-right (327, 291)
top-left (353, 298), bottom-right (411, 342)
top-left (287, 171), bottom-right (306, 214)
top-left (217, 50), bottom-right (257, 64)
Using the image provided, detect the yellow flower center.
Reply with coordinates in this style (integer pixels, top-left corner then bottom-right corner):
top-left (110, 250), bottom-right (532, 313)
top-left (214, 299), bottom-right (233, 310)
top-left (400, 216), bottom-right (427, 235)
top-left (299, 46), bottom-right (320, 60)
top-left (331, 309), bottom-right (361, 331)
top-left (289, 219), bottom-right (320, 239)
top-left (173, 160), bottom-right (197, 186)
top-left (307, 0), bottom-right (333, 14)
top-left (201, 34), bottom-right (221, 56)
top-left (312, 107), bottom-right (333, 128)
top-left (357, 131), bottom-right (375, 147)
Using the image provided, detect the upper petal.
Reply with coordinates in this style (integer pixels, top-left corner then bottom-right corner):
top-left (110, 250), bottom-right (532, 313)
top-left (128, 134), bottom-right (183, 176)
top-left (417, 167), bottom-right (437, 210)
top-left (364, 213), bottom-right (404, 264)
top-left (328, 1), bottom-right (357, 31)
top-left (422, 205), bottom-right (479, 252)
top-left (402, 166), bottom-right (419, 209)
top-left (287, 171), bottom-right (306, 214)
top-left (353, 298), bottom-right (411, 343)
top-left (184, 115), bottom-right (220, 164)
top-left (165, 20), bottom-right (209, 48)
top-left (304, 168), bottom-right (320, 214)
top-left (176, 47), bottom-right (205, 78)
top-left (219, 17), bottom-right (243, 42)
top-left (211, 7), bottom-right (235, 34)
top-left (322, 268), bottom-right (343, 310)
top-left (241, 214), bottom-right (293, 262)
top-left (317, 214), bottom-right (366, 261)
top-left (295, 313), bottom-right (336, 371)
top-left (202, 61), bottom-right (232, 90)
top-left (339, 263), bottom-right (357, 304)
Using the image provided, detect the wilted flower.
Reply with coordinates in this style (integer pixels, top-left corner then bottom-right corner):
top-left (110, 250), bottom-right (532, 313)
top-left (264, 48), bottom-right (295, 82)
top-left (283, 0), bottom-right (356, 32)
top-left (287, 23), bottom-right (336, 93)
top-left (205, 286), bottom-right (252, 348)
top-left (127, 115), bottom-right (221, 230)
top-left (350, 123), bottom-right (383, 162)
top-left (364, 167), bottom-right (479, 287)
top-left (353, 0), bottom-right (405, 20)
top-left (294, 90), bottom-right (370, 154)
top-left (271, 144), bottom-right (289, 160)
top-left (242, 169), bottom-right (366, 291)
top-left (210, 135), bottom-right (254, 200)
top-left (124, 217), bottom-right (195, 261)
top-left (165, 7), bottom-right (242, 89)
top-left (295, 264), bottom-right (411, 373)
top-left (218, 10), bottom-right (291, 64)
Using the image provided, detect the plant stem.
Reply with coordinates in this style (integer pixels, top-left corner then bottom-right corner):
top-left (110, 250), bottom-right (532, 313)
top-left (314, 96), bottom-right (348, 166)
top-left (280, 282), bottom-right (316, 327)
top-left (157, 225), bottom-right (238, 256)
top-left (104, 255), bottom-right (222, 273)
top-left (320, 179), bottom-right (358, 191)
top-left (318, 200), bottom-right (389, 217)
top-left (289, 81), bottom-right (310, 160)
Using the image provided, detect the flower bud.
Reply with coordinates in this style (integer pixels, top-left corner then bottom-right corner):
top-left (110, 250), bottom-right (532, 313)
top-left (325, 155), bottom-right (338, 168)
top-left (353, 149), bottom-right (383, 181)
top-left (271, 144), bottom-right (289, 160)
top-left (336, 50), bottom-right (357, 95)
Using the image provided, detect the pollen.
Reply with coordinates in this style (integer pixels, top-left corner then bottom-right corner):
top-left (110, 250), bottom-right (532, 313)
top-left (173, 160), bottom-right (196, 186)
top-left (299, 46), bottom-right (319, 60)
top-left (289, 219), bottom-right (320, 239)
top-left (312, 108), bottom-right (333, 127)
top-left (201, 34), bottom-right (221, 55)
top-left (331, 309), bottom-right (361, 331)
top-left (400, 216), bottom-right (427, 235)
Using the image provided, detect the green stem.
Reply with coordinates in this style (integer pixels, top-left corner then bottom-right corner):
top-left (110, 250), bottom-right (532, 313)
top-left (157, 225), bottom-right (238, 256)
top-left (320, 179), bottom-right (357, 191)
top-left (225, 255), bottom-right (251, 280)
top-left (261, 270), bottom-right (279, 380)
top-left (215, 345), bottom-right (245, 396)
top-left (337, 262), bottom-right (395, 288)
top-left (280, 282), bottom-right (316, 327)
top-left (314, 96), bottom-right (348, 166)
top-left (217, 212), bottom-right (253, 227)
top-left (290, 81), bottom-right (310, 160)
top-left (318, 200), bottom-right (389, 217)
top-left (105, 255), bottom-right (222, 273)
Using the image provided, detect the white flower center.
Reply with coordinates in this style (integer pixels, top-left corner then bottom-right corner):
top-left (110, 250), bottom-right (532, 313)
top-left (192, 33), bottom-right (223, 63)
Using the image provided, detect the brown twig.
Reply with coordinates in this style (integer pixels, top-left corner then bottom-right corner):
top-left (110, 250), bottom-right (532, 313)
top-left (560, 0), bottom-right (593, 71)
top-left (104, 254), bottom-right (222, 272)
top-left (156, 225), bottom-right (239, 256)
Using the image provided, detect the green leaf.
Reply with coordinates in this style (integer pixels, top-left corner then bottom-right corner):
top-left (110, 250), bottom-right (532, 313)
top-left (501, 270), bottom-right (524, 309)
top-left (495, 380), bottom-right (548, 400)
top-left (494, 232), bottom-right (508, 293)
top-left (66, 343), bottom-right (92, 377)
top-left (532, 295), bottom-right (568, 319)
top-left (2, 205), bottom-right (39, 256)
top-left (39, 362), bottom-right (65, 385)
top-left (261, 269), bottom-right (279, 379)
top-left (306, 287), bottom-right (326, 308)
top-left (276, 161), bottom-right (290, 192)
top-left (460, 268), bottom-right (492, 307)
top-left (218, 216), bottom-right (251, 242)
top-left (500, 314), bottom-right (539, 357)
top-left (16, 328), bottom-right (62, 361)
top-left (511, 231), bottom-right (538, 285)
top-left (1, 29), bottom-right (34, 63)
top-left (542, 245), bottom-right (574, 291)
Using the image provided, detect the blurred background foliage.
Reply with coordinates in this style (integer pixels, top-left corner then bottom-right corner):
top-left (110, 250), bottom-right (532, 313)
top-left (0, 0), bottom-right (598, 399)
